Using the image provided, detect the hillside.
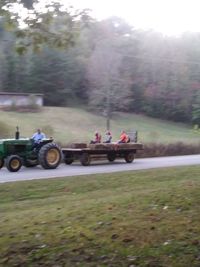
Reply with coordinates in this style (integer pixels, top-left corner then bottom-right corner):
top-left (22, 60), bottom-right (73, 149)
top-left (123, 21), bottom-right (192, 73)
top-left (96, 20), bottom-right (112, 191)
top-left (0, 107), bottom-right (199, 144)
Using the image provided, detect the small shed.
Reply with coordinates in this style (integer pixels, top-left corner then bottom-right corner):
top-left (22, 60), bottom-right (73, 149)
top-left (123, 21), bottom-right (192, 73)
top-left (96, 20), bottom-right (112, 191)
top-left (0, 92), bottom-right (43, 108)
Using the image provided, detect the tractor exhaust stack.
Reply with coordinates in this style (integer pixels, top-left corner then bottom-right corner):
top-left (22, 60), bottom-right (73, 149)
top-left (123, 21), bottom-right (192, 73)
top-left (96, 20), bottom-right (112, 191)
top-left (15, 126), bottom-right (20, 139)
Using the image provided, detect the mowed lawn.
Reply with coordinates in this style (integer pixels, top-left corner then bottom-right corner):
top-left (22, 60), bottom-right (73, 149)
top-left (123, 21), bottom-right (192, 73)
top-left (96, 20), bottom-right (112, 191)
top-left (0, 106), bottom-right (199, 144)
top-left (0, 166), bottom-right (200, 267)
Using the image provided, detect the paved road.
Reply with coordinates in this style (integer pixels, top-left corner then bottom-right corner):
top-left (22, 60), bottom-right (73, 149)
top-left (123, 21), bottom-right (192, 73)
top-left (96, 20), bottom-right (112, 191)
top-left (0, 154), bottom-right (200, 183)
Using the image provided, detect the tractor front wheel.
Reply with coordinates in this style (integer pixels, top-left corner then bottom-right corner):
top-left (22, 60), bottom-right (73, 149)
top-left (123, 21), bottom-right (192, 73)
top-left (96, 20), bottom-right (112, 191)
top-left (6, 155), bottom-right (22, 172)
top-left (0, 158), bottom-right (4, 169)
top-left (38, 143), bottom-right (62, 169)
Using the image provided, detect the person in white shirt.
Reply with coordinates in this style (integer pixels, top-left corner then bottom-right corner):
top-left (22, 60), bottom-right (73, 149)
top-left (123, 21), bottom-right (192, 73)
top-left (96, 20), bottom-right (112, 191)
top-left (103, 131), bottom-right (112, 143)
top-left (32, 129), bottom-right (46, 143)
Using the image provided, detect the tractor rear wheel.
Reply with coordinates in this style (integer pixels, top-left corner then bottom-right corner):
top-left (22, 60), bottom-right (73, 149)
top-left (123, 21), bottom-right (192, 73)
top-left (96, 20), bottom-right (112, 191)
top-left (0, 158), bottom-right (4, 169)
top-left (6, 155), bottom-right (22, 172)
top-left (38, 143), bottom-right (62, 169)
top-left (124, 152), bottom-right (135, 163)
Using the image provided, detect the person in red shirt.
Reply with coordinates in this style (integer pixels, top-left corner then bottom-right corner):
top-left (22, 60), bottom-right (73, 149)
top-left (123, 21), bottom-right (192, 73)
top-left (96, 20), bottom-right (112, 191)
top-left (118, 130), bottom-right (130, 143)
top-left (95, 131), bottom-right (101, 143)
top-left (90, 131), bottom-right (102, 144)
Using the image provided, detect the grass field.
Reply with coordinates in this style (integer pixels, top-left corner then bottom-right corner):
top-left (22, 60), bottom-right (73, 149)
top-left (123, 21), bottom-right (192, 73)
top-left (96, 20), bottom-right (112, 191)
top-left (0, 106), bottom-right (200, 144)
top-left (0, 166), bottom-right (200, 266)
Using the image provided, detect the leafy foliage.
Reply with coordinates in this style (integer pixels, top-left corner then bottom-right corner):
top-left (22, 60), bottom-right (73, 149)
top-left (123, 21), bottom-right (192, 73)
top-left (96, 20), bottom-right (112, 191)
top-left (0, 2), bottom-right (200, 124)
top-left (0, 0), bottom-right (91, 53)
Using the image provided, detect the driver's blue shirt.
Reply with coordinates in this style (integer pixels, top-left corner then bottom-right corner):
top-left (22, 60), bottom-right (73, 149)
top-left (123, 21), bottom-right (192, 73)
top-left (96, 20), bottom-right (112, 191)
top-left (32, 132), bottom-right (46, 142)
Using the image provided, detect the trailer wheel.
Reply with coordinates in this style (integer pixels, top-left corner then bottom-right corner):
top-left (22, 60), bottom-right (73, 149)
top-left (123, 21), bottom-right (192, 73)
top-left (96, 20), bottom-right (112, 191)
top-left (23, 158), bottom-right (38, 167)
top-left (124, 152), bottom-right (135, 163)
top-left (80, 153), bottom-right (91, 166)
top-left (64, 152), bottom-right (74, 165)
top-left (39, 143), bottom-right (62, 169)
top-left (0, 158), bottom-right (4, 169)
top-left (6, 155), bottom-right (22, 172)
top-left (107, 153), bottom-right (116, 162)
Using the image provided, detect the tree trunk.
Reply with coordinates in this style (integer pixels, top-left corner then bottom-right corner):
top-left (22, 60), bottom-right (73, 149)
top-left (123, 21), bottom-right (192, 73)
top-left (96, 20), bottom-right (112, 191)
top-left (106, 90), bottom-right (111, 130)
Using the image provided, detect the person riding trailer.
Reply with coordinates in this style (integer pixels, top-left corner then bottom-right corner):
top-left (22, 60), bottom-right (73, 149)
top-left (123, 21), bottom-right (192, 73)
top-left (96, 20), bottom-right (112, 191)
top-left (117, 130), bottom-right (130, 143)
top-left (90, 131), bottom-right (102, 144)
top-left (103, 131), bottom-right (112, 143)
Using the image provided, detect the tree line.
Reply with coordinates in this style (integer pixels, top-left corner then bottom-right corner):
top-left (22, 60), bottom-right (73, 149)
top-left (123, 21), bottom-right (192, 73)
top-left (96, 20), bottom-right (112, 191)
top-left (0, 1), bottom-right (200, 126)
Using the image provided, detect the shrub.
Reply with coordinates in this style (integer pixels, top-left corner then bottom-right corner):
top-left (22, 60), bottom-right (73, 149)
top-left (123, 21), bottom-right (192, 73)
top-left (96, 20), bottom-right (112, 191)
top-left (137, 142), bottom-right (200, 158)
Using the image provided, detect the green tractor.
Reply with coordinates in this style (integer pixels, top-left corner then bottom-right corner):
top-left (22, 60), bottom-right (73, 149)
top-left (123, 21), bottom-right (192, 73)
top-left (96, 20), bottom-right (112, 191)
top-left (0, 128), bottom-right (62, 172)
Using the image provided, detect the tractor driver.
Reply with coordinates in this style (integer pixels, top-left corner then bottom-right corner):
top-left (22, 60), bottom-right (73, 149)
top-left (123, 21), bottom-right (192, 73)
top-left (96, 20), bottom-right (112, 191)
top-left (32, 129), bottom-right (46, 144)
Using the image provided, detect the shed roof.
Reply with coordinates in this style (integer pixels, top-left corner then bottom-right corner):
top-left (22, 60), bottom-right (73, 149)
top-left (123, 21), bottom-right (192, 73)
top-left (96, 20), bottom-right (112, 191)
top-left (0, 92), bottom-right (43, 96)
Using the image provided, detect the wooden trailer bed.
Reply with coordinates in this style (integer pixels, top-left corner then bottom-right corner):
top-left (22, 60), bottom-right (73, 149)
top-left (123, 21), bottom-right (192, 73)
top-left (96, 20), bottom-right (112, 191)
top-left (62, 142), bottom-right (143, 166)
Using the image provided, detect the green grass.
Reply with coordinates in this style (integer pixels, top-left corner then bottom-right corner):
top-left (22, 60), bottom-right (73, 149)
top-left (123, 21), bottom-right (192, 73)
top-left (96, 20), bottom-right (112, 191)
top-left (0, 166), bottom-right (200, 266)
top-left (0, 106), bottom-right (200, 144)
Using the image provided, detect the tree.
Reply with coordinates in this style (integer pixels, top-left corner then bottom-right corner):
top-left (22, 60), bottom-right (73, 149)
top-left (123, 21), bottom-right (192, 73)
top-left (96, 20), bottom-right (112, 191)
top-left (192, 91), bottom-right (200, 125)
top-left (87, 18), bottom-right (133, 130)
top-left (87, 46), bottom-right (131, 129)
top-left (26, 46), bottom-right (87, 106)
top-left (0, 0), bottom-right (91, 53)
top-left (1, 5), bottom-right (200, 125)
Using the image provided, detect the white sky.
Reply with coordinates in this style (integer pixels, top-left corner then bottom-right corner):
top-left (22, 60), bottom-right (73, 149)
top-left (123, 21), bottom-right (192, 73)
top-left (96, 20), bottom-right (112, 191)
top-left (66, 0), bottom-right (200, 36)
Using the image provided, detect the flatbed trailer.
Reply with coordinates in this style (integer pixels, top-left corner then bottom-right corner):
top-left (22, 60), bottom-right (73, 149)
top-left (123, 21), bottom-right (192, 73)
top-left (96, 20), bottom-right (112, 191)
top-left (62, 143), bottom-right (143, 166)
